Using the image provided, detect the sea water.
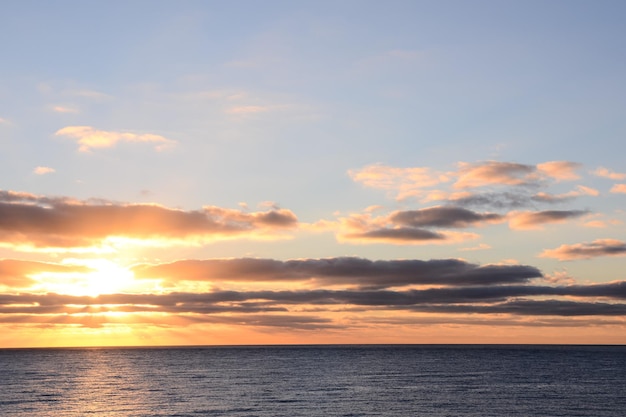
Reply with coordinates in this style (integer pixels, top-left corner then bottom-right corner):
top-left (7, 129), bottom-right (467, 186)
top-left (1, 345), bottom-right (625, 416)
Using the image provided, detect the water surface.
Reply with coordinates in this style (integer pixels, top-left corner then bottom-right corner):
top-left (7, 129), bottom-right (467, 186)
top-left (1, 345), bottom-right (625, 416)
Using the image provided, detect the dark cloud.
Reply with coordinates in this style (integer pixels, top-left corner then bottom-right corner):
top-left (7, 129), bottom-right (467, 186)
top-left (0, 190), bottom-right (298, 247)
top-left (132, 257), bottom-right (542, 288)
top-left (416, 300), bottom-right (626, 316)
top-left (389, 206), bottom-right (503, 228)
top-left (345, 227), bottom-right (445, 242)
top-left (2, 280), bottom-right (625, 314)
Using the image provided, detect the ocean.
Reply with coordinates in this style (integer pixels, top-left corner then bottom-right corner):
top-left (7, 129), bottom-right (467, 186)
top-left (1, 345), bottom-right (625, 416)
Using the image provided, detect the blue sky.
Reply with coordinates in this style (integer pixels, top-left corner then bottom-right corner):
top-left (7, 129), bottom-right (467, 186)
top-left (1, 1), bottom-right (626, 346)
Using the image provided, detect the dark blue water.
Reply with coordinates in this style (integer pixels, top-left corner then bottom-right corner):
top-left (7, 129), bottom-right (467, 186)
top-left (1, 345), bottom-right (625, 416)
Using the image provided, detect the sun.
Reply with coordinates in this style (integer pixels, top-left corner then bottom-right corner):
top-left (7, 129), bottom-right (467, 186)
top-left (34, 258), bottom-right (138, 297)
top-left (78, 259), bottom-right (136, 296)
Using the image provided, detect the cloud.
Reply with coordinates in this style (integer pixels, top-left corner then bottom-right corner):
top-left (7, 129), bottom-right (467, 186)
top-left (532, 186), bottom-right (599, 204)
top-left (389, 206), bottom-right (503, 228)
top-left (335, 208), bottom-right (483, 245)
top-left (349, 160), bottom-right (588, 209)
top-left (448, 185), bottom-right (598, 210)
top-left (341, 227), bottom-right (447, 243)
top-left (51, 105), bottom-right (79, 114)
top-left (2, 280), bottom-right (626, 317)
top-left (610, 184), bottom-right (626, 194)
top-left (584, 220), bottom-right (607, 228)
top-left (2, 255), bottom-right (626, 333)
top-left (543, 270), bottom-right (576, 285)
top-left (540, 239), bottom-right (626, 260)
top-left (0, 190), bottom-right (298, 249)
top-left (67, 89), bottom-right (112, 101)
top-left (454, 160), bottom-right (581, 189)
top-left (536, 161), bottom-right (582, 181)
top-left (459, 243), bottom-right (491, 251)
top-left (55, 126), bottom-right (176, 152)
top-left (454, 161), bottom-right (536, 189)
top-left (509, 210), bottom-right (589, 230)
top-left (33, 166), bottom-right (55, 175)
top-left (413, 299), bottom-right (626, 316)
top-left (132, 256), bottom-right (542, 289)
top-left (449, 191), bottom-right (533, 209)
top-left (593, 167), bottom-right (626, 180)
top-left (574, 185), bottom-right (600, 196)
top-left (348, 164), bottom-right (449, 200)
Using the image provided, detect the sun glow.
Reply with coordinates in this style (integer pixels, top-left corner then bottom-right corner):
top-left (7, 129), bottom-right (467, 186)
top-left (34, 259), bottom-right (137, 296)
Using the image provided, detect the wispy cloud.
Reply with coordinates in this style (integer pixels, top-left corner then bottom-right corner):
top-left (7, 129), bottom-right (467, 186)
top-left (459, 243), bottom-right (492, 252)
top-left (51, 105), bottom-right (79, 114)
top-left (67, 89), bottom-right (112, 101)
top-left (55, 126), bottom-right (176, 152)
top-left (592, 167), bottom-right (626, 180)
top-left (348, 164), bottom-right (449, 200)
top-left (610, 184), bottom-right (626, 194)
top-left (536, 161), bottom-right (582, 181)
top-left (531, 185), bottom-right (599, 204)
top-left (33, 166), bottom-right (55, 175)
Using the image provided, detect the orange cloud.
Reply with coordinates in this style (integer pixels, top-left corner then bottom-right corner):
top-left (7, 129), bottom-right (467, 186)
top-left (540, 239), bottom-right (626, 260)
top-left (532, 185), bottom-right (599, 204)
top-left (0, 190), bottom-right (298, 249)
top-left (610, 184), bottom-right (626, 194)
top-left (536, 161), bottom-right (582, 181)
top-left (459, 243), bottom-right (491, 251)
top-left (348, 164), bottom-right (449, 200)
top-left (593, 167), bottom-right (626, 180)
top-left (33, 166), bottom-right (55, 175)
top-left (51, 105), bottom-right (79, 114)
top-left (55, 126), bottom-right (176, 152)
top-left (454, 161), bottom-right (535, 189)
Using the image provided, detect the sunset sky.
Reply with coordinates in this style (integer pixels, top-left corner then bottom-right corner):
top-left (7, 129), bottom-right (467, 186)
top-left (2, 1), bottom-right (626, 347)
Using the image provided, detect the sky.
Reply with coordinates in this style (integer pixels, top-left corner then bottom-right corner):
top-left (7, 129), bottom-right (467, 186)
top-left (1, 0), bottom-right (626, 347)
